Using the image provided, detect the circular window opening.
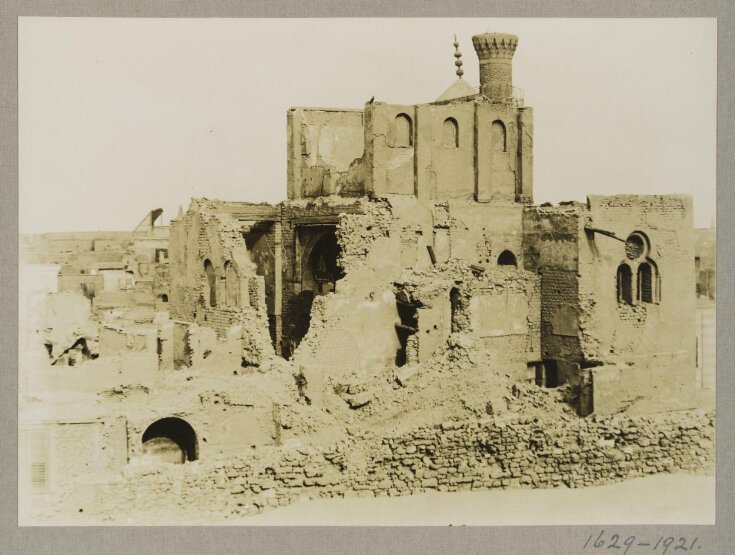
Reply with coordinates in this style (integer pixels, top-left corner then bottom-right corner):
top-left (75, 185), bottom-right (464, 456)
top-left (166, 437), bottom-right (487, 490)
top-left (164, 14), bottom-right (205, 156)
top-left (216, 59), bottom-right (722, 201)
top-left (625, 234), bottom-right (645, 260)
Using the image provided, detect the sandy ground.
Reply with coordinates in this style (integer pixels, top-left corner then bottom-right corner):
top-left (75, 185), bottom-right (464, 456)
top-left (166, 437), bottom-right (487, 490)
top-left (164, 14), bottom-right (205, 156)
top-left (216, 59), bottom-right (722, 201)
top-left (234, 473), bottom-right (714, 526)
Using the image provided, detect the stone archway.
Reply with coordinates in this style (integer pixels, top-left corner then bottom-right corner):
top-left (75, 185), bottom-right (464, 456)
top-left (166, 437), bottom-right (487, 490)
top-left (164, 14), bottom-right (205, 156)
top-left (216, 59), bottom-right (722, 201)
top-left (142, 417), bottom-right (198, 463)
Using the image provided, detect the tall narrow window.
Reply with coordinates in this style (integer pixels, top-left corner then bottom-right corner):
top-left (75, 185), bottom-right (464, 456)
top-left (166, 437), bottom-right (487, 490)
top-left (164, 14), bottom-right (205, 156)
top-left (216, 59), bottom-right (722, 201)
top-left (450, 287), bottom-right (460, 332)
top-left (617, 264), bottom-right (633, 304)
top-left (225, 262), bottom-right (239, 307)
top-left (443, 117), bottom-right (459, 147)
top-left (491, 120), bottom-right (506, 152)
top-left (394, 114), bottom-right (413, 147)
top-left (203, 259), bottom-right (216, 307)
top-left (638, 263), bottom-right (652, 303)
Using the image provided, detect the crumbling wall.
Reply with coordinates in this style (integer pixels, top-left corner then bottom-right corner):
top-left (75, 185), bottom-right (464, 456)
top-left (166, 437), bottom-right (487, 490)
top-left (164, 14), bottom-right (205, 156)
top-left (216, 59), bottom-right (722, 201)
top-left (449, 202), bottom-right (524, 269)
top-left (394, 261), bottom-right (540, 381)
top-left (523, 204), bottom-right (586, 383)
top-left (31, 409), bottom-right (714, 524)
top-left (280, 197), bottom-right (366, 354)
top-left (289, 197), bottom-right (434, 386)
top-left (287, 108), bottom-right (366, 199)
top-left (169, 200), bottom-right (274, 364)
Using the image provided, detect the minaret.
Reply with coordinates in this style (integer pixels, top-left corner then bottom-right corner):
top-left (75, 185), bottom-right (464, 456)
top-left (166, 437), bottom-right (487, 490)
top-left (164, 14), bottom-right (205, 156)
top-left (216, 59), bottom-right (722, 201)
top-left (471, 33), bottom-right (519, 101)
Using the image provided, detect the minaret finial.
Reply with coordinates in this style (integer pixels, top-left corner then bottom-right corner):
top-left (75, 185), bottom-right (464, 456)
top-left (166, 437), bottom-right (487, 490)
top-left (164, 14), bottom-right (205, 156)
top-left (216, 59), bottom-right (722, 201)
top-left (453, 34), bottom-right (464, 79)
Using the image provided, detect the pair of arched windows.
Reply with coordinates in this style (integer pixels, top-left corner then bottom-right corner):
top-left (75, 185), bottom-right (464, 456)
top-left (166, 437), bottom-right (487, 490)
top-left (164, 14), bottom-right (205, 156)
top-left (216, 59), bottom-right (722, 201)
top-left (202, 259), bottom-right (240, 308)
top-left (616, 233), bottom-right (660, 305)
top-left (394, 114), bottom-right (460, 148)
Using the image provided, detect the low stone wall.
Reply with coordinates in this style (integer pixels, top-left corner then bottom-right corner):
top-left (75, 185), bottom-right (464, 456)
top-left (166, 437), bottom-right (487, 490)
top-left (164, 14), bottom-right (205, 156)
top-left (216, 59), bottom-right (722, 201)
top-left (31, 409), bottom-right (715, 524)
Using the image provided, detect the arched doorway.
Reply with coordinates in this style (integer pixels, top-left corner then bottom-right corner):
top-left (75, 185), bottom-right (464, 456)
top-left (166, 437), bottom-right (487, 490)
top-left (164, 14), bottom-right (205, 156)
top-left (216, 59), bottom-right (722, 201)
top-left (497, 250), bottom-right (517, 267)
top-left (304, 231), bottom-right (343, 296)
top-left (142, 417), bottom-right (198, 464)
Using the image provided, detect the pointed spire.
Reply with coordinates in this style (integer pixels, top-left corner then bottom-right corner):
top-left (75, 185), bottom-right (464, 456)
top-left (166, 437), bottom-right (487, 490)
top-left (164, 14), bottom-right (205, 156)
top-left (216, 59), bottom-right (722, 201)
top-left (453, 34), bottom-right (464, 79)
top-left (177, 204), bottom-right (184, 219)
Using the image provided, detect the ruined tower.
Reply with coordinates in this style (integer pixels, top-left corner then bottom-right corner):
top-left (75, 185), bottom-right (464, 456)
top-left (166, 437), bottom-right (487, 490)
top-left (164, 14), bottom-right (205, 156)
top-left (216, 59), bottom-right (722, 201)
top-left (472, 32), bottom-right (519, 102)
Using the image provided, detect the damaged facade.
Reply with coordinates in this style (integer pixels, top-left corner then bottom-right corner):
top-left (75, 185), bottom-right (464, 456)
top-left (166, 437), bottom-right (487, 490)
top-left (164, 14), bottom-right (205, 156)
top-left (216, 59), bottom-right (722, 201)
top-left (19, 32), bottom-right (714, 524)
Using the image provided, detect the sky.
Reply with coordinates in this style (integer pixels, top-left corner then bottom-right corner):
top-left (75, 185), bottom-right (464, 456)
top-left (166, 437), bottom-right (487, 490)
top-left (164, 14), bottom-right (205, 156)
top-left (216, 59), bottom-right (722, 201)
top-left (18, 18), bottom-right (717, 233)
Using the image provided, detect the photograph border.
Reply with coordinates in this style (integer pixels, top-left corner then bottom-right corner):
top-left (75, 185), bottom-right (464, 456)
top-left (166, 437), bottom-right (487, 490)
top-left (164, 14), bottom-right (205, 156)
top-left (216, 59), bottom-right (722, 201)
top-left (1, 2), bottom-right (733, 553)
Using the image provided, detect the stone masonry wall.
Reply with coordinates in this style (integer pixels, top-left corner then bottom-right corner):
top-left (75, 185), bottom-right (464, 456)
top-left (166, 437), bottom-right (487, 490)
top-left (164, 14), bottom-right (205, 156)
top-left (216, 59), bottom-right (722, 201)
top-left (36, 409), bottom-right (714, 524)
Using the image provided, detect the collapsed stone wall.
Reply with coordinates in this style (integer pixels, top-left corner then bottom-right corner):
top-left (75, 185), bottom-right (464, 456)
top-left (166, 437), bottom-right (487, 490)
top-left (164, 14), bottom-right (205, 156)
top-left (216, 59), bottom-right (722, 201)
top-left (279, 197), bottom-right (366, 354)
top-left (32, 409), bottom-right (714, 524)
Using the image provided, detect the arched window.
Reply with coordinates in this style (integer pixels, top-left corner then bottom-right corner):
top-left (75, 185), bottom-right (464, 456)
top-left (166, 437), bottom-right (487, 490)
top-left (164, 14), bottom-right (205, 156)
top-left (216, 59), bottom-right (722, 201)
top-left (225, 261), bottom-right (239, 307)
top-left (443, 117), bottom-right (459, 148)
top-left (142, 417), bottom-right (198, 464)
top-left (394, 113), bottom-right (413, 147)
top-left (497, 250), bottom-right (517, 268)
top-left (491, 120), bottom-right (506, 152)
top-left (637, 260), bottom-right (659, 303)
top-left (638, 263), bottom-right (652, 303)
top-left (159, 293), bottom-right (168, 303)
top-left (617, 264), bottom-right (633, 305)
top-left (203, 259), bottom-right (216, 307)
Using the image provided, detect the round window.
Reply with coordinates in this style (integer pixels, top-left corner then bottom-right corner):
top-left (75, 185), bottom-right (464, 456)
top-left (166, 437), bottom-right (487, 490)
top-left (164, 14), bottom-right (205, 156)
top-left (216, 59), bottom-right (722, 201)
top-left (625, 234), bottom-right (645, 260)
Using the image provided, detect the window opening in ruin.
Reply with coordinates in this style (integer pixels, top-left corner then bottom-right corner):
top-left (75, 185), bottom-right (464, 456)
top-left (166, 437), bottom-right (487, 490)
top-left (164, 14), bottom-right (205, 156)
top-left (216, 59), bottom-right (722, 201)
top-left (497, 250), bottom-right (517, 267)
top-left (617, 264), bottom-right (633, 305)
top-left (625, 234), bottom-right (645, 260)
top-left (491, 120), bottom-right (506, 152)
top-left (307, 232), bottom-right (343, 296)
top-left (394, 113), bottom-right (413, 147)
top-left (443, 117), bottom-right (459, 148)
top-left (142, 417), bottom-right (198, 464)
top-left (160, 293), bottom-right (168, 303)
top-left (203, 259), bottom-right (216, 307)
top-left (541, 359), bottom-right (559, 388)
top-left (224, 261), bottom-right (239, 307)
top-left (395, 297), bottom-right (419, 367)
top-left (450, 287), bottom-right (461, 333)
top-left (125, 270), bottom-right (135, 290)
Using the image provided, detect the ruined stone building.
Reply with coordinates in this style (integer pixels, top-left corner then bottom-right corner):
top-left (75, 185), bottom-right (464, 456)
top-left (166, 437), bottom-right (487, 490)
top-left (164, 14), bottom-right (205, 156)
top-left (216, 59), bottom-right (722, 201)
top-left (19, 33), bottom-right (713, 524)
top-left (169, 32), bottom-right (696, 415)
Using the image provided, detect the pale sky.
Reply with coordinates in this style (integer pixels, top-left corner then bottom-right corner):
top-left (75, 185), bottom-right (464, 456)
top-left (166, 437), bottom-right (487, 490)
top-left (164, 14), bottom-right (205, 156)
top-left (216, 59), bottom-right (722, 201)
top-left (19, 18), bottom-right (717, 233)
